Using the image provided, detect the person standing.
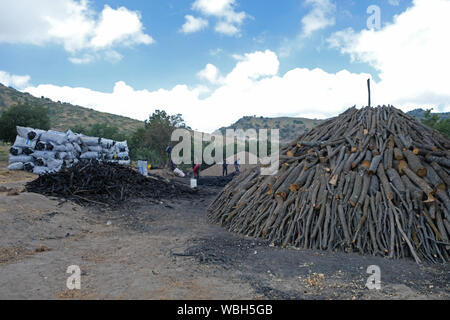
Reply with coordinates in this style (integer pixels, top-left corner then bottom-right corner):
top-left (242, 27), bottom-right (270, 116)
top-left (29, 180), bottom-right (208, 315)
top-left (222, 159), bottom-right (228, 176)
top-left (166, 145), bottom-right (175, 170)
top-left (193, 163), bottom-right (201, 180)
top-left (234, 159), bottom-right (240, 174)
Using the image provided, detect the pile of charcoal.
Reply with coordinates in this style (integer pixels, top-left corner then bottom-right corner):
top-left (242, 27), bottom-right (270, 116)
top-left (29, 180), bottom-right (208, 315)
top-left (25, 160), bottom-right (196, 207)
top-left (198, 173), bottom-right (237, 187)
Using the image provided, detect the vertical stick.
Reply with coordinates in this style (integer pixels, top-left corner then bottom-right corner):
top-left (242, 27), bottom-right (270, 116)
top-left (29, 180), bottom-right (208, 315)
top-left (367, 78), bottom-right (371, 107)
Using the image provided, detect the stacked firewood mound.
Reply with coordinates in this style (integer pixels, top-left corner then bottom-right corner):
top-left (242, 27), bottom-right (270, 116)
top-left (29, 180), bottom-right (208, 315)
top-left (208, 106), bottom-right (450, 263)
top-left (8, 126), bottom-right (130, 174)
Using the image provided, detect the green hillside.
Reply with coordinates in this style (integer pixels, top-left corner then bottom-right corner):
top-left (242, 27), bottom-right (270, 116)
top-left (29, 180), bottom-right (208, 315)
top-left (215, 115), bottom-right (325, 143)
top-left (0, 83), bottom-right (144, 134)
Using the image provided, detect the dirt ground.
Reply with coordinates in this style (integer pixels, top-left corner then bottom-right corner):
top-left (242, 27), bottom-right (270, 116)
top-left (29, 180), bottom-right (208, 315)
top-left (0, 164), bottom-right (449, 300)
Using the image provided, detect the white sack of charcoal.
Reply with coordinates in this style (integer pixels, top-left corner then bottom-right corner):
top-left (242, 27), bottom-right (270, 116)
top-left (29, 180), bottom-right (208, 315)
top-left (115, 141), bottom-right (129, 153)
top-left (40, 130), bottom-right (68, 145)
top-left (80, 151), bottom-right (99, 159)
top-left (13, 135), bottom-right (37, 149)
top-left (32, 150), bottom-right (56, 160)
top-left (8, 162), bottom-right (25, 170)
top-left (48, 142), bottom-right (68, 152)
top-left (72, 142), bottom-right (82, 154)
top-left (87, 145), bottom-right (102, 153)
top-left (9, 155), bottom-right (34, 164)
top-left (9, 146), bottom-right (23, 156)
top-left (46, 158), bottom-right (64, 172)
top-left (16, 126), bottom-right (45, 141)
top-left (56, 152), bottom-right (68, 160)
top-left (101, 138), bottom-right (114, 149)
top-left (33, 166), bottom-right (51, 175)
top-left (23, 162), bottom-right (35, 172)
top-left (80, 136), bottom-right (101, 146)
top-left (10, 145), bottom-right (34, 156)
top-left (66, 130), bottom-right (82, 144)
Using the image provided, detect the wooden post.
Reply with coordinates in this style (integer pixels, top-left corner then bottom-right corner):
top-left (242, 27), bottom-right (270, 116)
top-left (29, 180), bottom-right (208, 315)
top-left (367, 78), bottom-right (371, 107)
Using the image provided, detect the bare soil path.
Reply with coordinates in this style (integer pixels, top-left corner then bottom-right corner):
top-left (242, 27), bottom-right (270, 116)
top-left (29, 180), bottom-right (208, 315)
top-left (0, 167), bottom-right (448, 300)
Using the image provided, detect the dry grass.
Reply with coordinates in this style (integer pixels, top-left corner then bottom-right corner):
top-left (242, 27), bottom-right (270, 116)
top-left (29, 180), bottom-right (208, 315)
top-left (0, 142), bottom-right (10, 163)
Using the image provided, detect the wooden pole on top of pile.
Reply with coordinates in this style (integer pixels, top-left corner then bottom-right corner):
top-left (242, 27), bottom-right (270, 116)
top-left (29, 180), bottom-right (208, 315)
top-left (367, 78), bottom-right (371, 107)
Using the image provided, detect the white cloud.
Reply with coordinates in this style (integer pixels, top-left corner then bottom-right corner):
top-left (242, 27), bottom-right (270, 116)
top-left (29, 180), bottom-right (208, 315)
top-left (90, 5), bottom-right (153, 49)
top-left (301, 0), bottom-right (336, 37)
top-left (197, 64), bottom-right (223, 84)
top-left (0, 70), bottom-right (31, 88)
top-left (388, 0), bottom-right (400, 6)
top-left (0, 0), bottom-right (153, 63)
top-left (180, 15), bottom-right (209, 33)
top-left (23, 50), bottom-right (373, 132)
top-left (184, 0), bottom-right (248, 36)
top-left (327, 0), bottom-right (450, 112)
top-left (68, 54), bottom-right (95, 65)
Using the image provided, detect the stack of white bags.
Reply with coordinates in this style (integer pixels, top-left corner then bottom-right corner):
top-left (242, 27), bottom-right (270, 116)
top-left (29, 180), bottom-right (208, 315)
top-left (8, 126), bottom-right (130, 174)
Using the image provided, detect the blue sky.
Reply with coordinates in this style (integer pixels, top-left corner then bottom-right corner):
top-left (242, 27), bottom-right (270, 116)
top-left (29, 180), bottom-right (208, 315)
top-left (0, 0), bottom-right (448, 132)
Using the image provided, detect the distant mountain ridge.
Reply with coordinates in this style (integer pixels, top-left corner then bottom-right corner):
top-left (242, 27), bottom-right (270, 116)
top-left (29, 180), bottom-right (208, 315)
top-left (406, 108), bottom-right (449, 120)
top-left (0, 83), bottom-right (144, 134)
top-left (215, 115), bottom-right (325, 143)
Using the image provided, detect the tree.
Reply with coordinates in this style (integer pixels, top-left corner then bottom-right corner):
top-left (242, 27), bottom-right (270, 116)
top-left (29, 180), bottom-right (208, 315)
top-left (0, 104), bottom-right (50, 143)
top-left (422, 109), bottom-right (450, 137)
top-left (129, 110), bottom-right (189, 166)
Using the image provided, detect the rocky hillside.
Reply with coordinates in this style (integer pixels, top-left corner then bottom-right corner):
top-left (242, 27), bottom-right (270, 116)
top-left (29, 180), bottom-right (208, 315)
top-left (407, 108), bottom-right (449, 120)
top-left (0, 83), bottom-right (144, 134)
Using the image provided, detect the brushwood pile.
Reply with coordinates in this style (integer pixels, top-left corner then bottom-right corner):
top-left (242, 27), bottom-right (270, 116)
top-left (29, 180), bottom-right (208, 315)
top-left (25, 161), bottom-right (196, 206)
top-left (8, 126), bottom-right (130, 174)
top-left (208, 106), bottom-right (450, 264)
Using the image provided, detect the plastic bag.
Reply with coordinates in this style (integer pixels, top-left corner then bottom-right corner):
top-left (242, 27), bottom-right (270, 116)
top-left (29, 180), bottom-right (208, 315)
top-left (138, 160), bottom-right (148, 176)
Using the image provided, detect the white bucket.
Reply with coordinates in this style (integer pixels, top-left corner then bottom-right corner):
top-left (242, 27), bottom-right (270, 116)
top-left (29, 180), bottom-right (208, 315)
top-left (190, 178), bottom-right (197, 189)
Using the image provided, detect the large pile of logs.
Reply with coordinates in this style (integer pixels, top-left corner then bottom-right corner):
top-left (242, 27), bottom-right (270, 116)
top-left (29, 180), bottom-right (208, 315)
top-left (26, 161), bottom-right (196, 207)
top-left (208, 106), bottom-right (450, 264)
